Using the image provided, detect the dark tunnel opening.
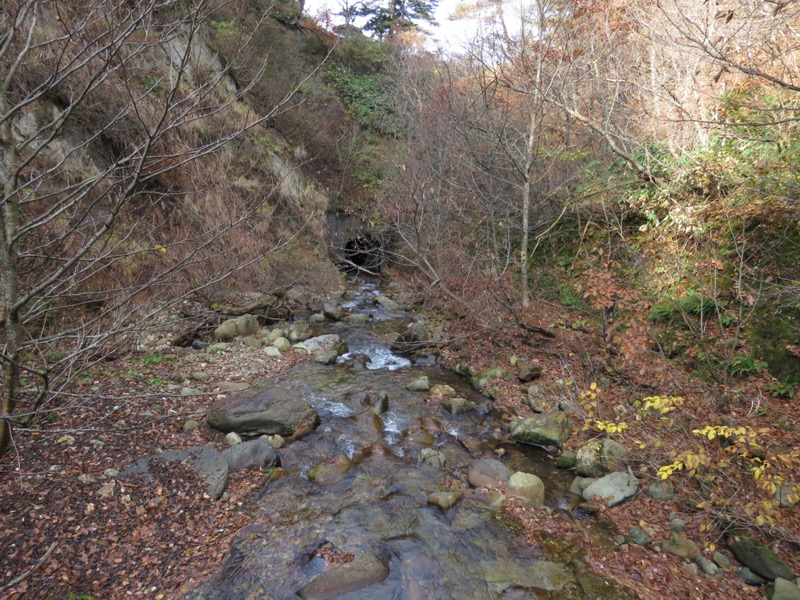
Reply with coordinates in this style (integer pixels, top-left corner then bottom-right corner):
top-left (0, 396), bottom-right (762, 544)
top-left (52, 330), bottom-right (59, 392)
top-left (344, 234), bottom-right (384, 272)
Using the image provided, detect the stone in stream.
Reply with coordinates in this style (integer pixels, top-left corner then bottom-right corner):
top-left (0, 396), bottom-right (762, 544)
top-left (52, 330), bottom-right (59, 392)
top-left (348, 389), bottom-right (389, 414)
top-left (727, 532), bottom-right (794, 581)
top-left (322, 300), bottom-right (344, 321)
top-left (351, 411), bottom-right (384, 440)
top-left (403, 424), bottom-right (435, 447)
top-left (581, 472), bottom-right (639, 507)
top-left (297, 550), bottom-right (389, 599)
top-left (300, 333), bottom-right (347, 355)
top-left (440, 398), bottom-right (476, 415)
top-left (391, 320), bottom-right (429, 355)
top-left (406, 376), bottom-right (430, 391)
top-left (374, 295), bottom-right (399, 311)
top-left (509, 411), bottom-right (571, 448)
top-left (468, 458), bottom-right (512, 488)
top-left (206, 387), bottom-right (320, 438)
top-left (506, 471), bottom-right (545, 506)
top-left (308, 455), bottom-right (353, 484)
top-left (428, 491), bottom-right (460, 510)
top-left (430, 384), bottom-right (457, 398)
top-left (315, 351), bottom-right (338, 365)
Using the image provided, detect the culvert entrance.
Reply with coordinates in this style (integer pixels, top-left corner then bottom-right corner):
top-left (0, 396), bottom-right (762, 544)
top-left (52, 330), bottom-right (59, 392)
top-left (344, 233), bottom-right (384, 272)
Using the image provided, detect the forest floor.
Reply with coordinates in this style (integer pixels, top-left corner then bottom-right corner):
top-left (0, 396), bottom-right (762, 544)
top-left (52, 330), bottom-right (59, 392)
top-left (1, 276), bottom-right (799, 599)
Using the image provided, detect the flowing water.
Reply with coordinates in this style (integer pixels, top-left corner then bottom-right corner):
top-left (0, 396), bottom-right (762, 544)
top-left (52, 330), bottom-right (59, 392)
top-left (186, 281), bottom-right (629, 599)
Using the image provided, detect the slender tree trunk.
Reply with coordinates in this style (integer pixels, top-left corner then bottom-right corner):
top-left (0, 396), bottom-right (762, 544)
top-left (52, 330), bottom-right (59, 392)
top-left (0, 86), bottom-right (20, 455)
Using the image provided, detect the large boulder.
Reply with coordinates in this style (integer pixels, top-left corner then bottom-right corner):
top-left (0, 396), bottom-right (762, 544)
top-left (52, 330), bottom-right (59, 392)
top-left (728, 533), bottom-right (794, 581)
top-left (582, 472), bottom-right (639, 507)
top-left (509, 412), bottom-right (571, 448)
top-left (207, 387), bottom-right (320, 437)
top-left (214, 314), bottom-right (259, 341)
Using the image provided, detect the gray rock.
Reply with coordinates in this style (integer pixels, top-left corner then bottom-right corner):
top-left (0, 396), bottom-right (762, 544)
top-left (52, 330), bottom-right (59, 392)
top-left (374, 296), bottom-right (399, 311)
top-left (728, 533), bottom-right (794, 581)
top-left (648, 479), bottom-right (676, 501)
top-left (509, 411), bottom-right (572, 448)
top-left (430, 384), bottom-right (457, 398)
top-left (207, 387), bottom-right (320, 437)
top-left (682, 563), bottom-right (699, 576)
top-left (628, 526), bottom-right (653, 547)
top-left (516, 360), bottom-right (543, 382)
top-left (297, 550), bottom-right (389, 598)
top-left (344, 313), bottom-right (371, 324)
top-left (468, 459), bottom-right (512, 488)
top-left (506, 471), bottom-right (545, 506)
top-left (713, 551), bottom-right (733, 569)
top-left (263, 434), bottom-right (285, 449)
top-left (582, 471), bottom-right (638, 507)
top-left (776, 484), bottom-right (799, 508)
top-left (239, 335), bottom-right (263, 349)
top-left (183, 419), bottom-right (200, 431)
top-left (428, 491), bottom-right (459, 510)
top-left (286, 321), bottom-right (312, 342)
top-left (272, 337), bottom-right (292, 352)
top-left (470, 366), bottom-right (506, 392)
top-left (418, 448), bottom-right (446, 468)
top-left (264, 346), bottom-right (282, 357)
top-left (309, 313), bottom-right (326, 323)
top-left (222, 438), bottom-right (280, 471)
top-left (180, 387), bottom-right (203, 396)
top-left (576, 440), bottom-right (604, 477)
top-left (769, 578), bottom-right (800, 599)
top-left (267, 328), bottom-right (285, 342)
top-left (214, 314), bottom-right (259, 341)
top-left (308, 455), bottom-right (352, 483)
top-left (192, 371), bottom-right (211, 381)
top-left (315, 351), bottom-right (339, 365)
top-left (601, 438), bottom-right (628, 472)
top-left (206, 342), bottom-right (229, 354)
top-left (440, 398), bottom-right (476, 414)
top-left (323, 301), bottom-right (344, 321)
top-left (391, 320), bottom-right (429, 354)
top-left (406, 376), bottom-right (430, 391)
top-left (302, 334), bottom-right (346, 355)
top-left (696, 555), bottom-right (720, 576)
top-left (569, 476), bottom-right (595, 496)
top-left (737, 567), bottom-right (767, 585)
top-left (671, 517), bottom-right (687, 533)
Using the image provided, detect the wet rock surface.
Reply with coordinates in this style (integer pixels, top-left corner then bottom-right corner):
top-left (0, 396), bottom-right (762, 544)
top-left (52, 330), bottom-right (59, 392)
top-left (184, 281), bottom-right (630, 599)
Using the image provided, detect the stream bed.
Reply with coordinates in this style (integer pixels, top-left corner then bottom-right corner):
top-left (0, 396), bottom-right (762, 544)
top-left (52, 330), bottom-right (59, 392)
top-left (185, 281), bottom-right (630, 599)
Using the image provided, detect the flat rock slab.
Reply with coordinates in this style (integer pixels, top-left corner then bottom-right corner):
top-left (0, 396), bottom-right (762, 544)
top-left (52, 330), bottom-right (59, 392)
top-left (297, 550), bottom-right (389, 599)
top-left (124, 445), bottom-right (229, 500)
top-left (207, 387), bottom-right (320, 437)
